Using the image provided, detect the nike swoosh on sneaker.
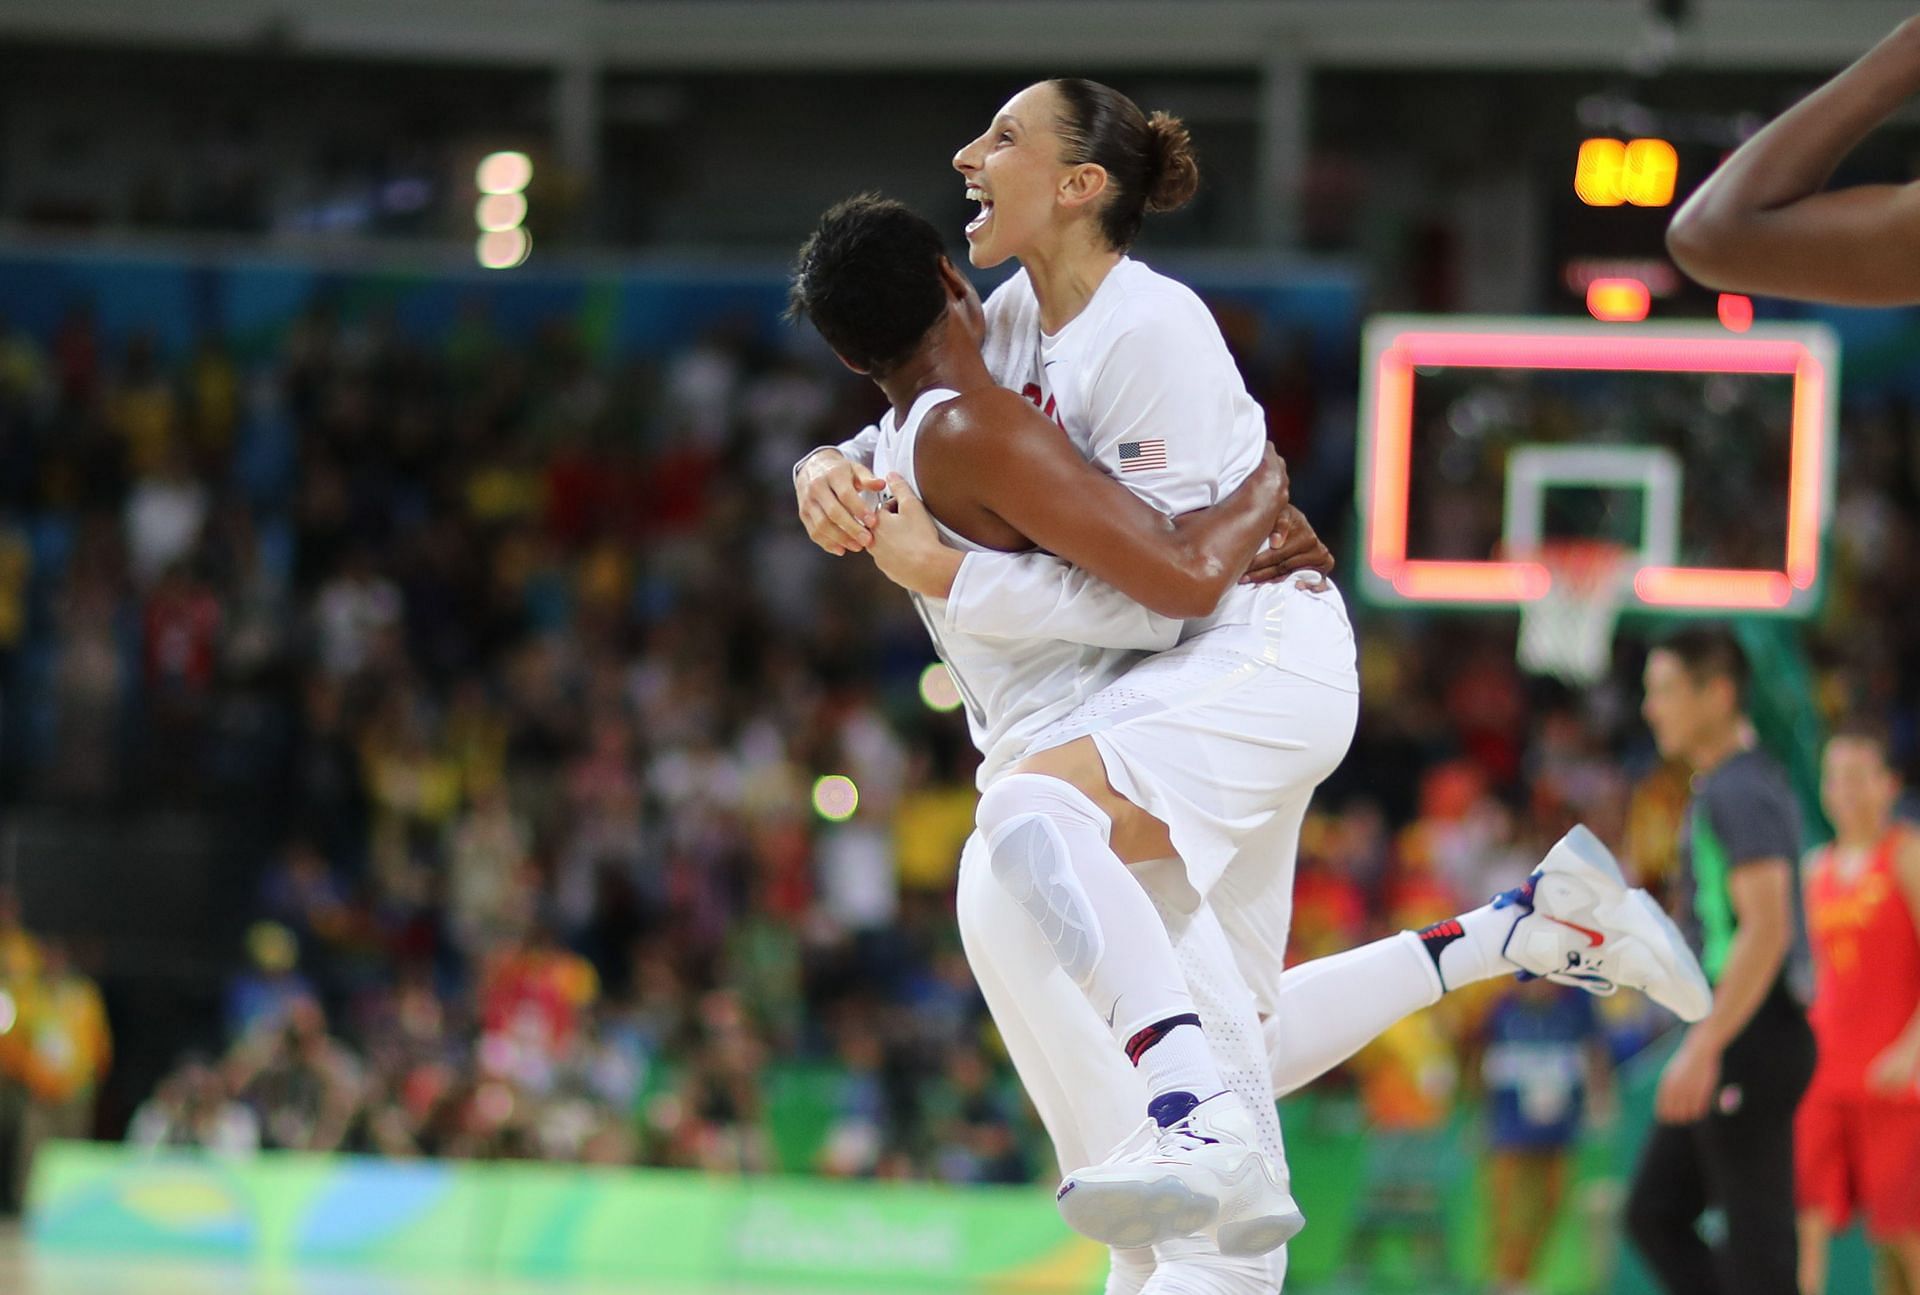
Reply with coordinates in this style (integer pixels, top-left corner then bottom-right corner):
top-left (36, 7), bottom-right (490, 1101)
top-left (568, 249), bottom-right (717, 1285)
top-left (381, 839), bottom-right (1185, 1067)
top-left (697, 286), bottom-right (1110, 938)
top-left (1548, 916), bottom-right (1605, 948)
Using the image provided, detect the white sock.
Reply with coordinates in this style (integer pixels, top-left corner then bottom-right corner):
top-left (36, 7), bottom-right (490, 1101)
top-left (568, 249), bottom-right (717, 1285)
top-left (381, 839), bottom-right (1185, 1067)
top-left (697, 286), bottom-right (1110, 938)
top-left (1418, 900), bottom-right (1519, 991)
top-left (1261, 931), bottom-right (1444, 1098)
top-left (1141, 1263), bottom-right (1271, 1295)
top-left (1144, 1233), bottom-right (1273, 1295)
top-left (1132, 1021), bottom-right (1219, 1104)
top-left (1105, 1248), bottom-right (1155, 1295)
top-left (977, 774), bottom-right (1223, 1100)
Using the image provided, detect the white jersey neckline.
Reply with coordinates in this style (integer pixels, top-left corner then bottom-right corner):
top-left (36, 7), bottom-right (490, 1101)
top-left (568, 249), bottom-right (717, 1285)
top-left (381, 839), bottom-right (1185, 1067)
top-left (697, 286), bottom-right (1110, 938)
top-left (881, 386), bottom-right (961, 443)
top-left (1037, 255), bottom-right (1133, 347)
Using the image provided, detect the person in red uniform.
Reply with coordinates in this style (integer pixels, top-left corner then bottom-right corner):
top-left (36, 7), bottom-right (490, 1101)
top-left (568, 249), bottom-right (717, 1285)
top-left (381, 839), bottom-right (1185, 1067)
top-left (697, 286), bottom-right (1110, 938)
top-left (1798, 720), bottom-right (1920, 1295)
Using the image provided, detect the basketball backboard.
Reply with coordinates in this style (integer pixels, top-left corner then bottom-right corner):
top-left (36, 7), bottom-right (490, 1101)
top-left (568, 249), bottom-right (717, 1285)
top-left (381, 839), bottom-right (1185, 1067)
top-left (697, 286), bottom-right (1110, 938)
top-left (1355, 316), bottom-right (1840, 620)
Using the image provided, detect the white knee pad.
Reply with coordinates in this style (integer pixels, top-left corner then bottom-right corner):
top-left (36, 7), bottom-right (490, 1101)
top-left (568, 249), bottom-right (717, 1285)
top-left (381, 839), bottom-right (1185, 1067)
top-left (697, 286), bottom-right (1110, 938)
top-left (978, 774), bottom-right (1112, 988)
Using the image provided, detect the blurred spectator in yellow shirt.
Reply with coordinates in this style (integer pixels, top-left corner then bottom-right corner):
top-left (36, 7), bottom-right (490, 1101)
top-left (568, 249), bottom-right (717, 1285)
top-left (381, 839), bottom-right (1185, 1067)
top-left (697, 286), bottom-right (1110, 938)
top-left (891, 752), bottom-right (975, 892)
top-left (13, 939), bottom-right (111, 1206)
top-left (0, 515), bottom-right (30, 659)
top-left (0, 891), bottom-right (41, 1213)
top-left (107, 332), bottom-right (178, 478)
top-left (187, 335), bottom-right (239, 461)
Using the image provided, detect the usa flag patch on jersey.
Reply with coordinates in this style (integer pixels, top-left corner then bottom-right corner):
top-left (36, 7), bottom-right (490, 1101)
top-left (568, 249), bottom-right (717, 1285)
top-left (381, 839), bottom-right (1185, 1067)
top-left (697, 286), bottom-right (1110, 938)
top-left (1118, 439), bottom-right (1167, 472)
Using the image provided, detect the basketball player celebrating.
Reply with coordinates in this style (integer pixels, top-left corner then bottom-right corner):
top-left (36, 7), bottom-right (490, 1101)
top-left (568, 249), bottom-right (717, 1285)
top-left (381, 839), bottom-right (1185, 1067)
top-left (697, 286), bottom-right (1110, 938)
top-left (1799, 721), bottom-right (1920, 1295)
top-left (1668, 16), bottom-right (1920, 304)
top-left (1627, 629), bottom-right (1815, 1295)
top-left (795, 192), bottom-right (1330, 1269)
top-left (797, 77), bottom-right (1709, 1267)
top-left (792, 167), bottom-right (1707, 1273)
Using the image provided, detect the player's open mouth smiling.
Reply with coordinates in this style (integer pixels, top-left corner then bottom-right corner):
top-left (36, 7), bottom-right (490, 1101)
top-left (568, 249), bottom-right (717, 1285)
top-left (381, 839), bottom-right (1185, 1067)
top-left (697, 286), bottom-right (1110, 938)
top-left (965, 185), bottom-right (993, 238)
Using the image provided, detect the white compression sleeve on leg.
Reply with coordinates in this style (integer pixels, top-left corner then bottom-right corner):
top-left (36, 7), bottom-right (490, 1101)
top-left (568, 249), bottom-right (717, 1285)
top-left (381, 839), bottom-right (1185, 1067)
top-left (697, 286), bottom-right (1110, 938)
top-left (1262, 930), bottom-right (1445, 1098)
top-left (979, 774), bottom-right (1196, 1044)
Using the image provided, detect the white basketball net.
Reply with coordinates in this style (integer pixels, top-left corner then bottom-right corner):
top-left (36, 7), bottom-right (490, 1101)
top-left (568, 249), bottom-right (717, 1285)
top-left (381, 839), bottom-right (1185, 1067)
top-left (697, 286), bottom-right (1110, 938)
top-left (1516, 543), bottom-right (1631, 686)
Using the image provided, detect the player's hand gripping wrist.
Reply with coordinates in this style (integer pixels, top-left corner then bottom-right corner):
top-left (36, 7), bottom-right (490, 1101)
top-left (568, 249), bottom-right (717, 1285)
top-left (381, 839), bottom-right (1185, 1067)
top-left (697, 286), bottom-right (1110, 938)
top-left (866, 474), bottom-right (962, 599)
top-left (795, 450), bottom-right (885, 556)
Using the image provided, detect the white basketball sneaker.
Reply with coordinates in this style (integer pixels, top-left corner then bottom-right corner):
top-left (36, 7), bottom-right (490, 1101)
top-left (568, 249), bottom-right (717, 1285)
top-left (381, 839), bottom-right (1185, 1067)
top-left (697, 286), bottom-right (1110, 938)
top-left (1054, 1091), bottom-right (1304, 1257)
top-left (1498, 824), bottom-right (1713, 1022)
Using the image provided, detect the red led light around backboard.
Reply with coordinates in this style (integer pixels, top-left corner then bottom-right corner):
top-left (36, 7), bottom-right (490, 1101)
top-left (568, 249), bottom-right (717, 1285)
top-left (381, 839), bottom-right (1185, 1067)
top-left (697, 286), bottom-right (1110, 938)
top-left (1391, 560), bottom-right (1552, 603)
top-left (1634, 568), bottom-right (1793, 609)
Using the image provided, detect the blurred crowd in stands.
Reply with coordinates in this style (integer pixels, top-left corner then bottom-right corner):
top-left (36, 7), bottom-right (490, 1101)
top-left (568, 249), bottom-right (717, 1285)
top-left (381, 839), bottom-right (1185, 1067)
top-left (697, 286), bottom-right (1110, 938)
top-left (0, 280), bottom-right (1913, 1220)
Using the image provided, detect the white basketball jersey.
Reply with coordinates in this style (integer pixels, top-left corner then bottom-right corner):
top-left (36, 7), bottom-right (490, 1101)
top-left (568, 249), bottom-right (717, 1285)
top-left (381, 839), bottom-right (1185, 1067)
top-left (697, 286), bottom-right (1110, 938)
top-left (978, 257), bottom-right (1271, 633)
top-left (871, 387), bottom-right (1143, 785)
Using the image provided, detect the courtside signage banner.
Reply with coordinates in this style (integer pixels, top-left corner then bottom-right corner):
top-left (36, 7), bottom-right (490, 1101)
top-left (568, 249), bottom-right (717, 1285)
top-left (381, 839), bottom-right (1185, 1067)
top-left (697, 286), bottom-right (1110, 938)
top-left (26, 1142), bottom-right (1107, 1292)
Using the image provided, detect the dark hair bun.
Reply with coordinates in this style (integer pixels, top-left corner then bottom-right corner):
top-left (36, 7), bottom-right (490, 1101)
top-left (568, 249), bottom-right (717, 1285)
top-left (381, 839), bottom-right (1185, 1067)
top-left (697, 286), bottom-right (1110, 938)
top-left (1143, 112), bottom-right (1199, 214)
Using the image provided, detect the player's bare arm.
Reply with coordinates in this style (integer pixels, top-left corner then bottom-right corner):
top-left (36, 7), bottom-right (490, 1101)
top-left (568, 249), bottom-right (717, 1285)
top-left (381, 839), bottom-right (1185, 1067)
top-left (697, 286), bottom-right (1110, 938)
top-left (1868, 827), bottom-right (1920, 1094)
top-left (1585, 1035), bottom-right (1618, 1128)
top-left (1655, 858), bottom-right (1795, 1124)
top-left (878, 386), bottom-right (1290, 619)
top-left (800, 428), bottom-right (1332, 588)
top-left (1668, 17), bottom-right (1920, 305)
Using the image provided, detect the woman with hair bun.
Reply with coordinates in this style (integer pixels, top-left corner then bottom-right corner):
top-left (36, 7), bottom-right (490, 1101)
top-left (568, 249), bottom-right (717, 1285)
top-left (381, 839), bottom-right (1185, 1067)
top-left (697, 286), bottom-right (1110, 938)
top-left (934, 81), bottom-right (1337, 1276)
top-left (957, 77), bottom-right (1201, 282)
